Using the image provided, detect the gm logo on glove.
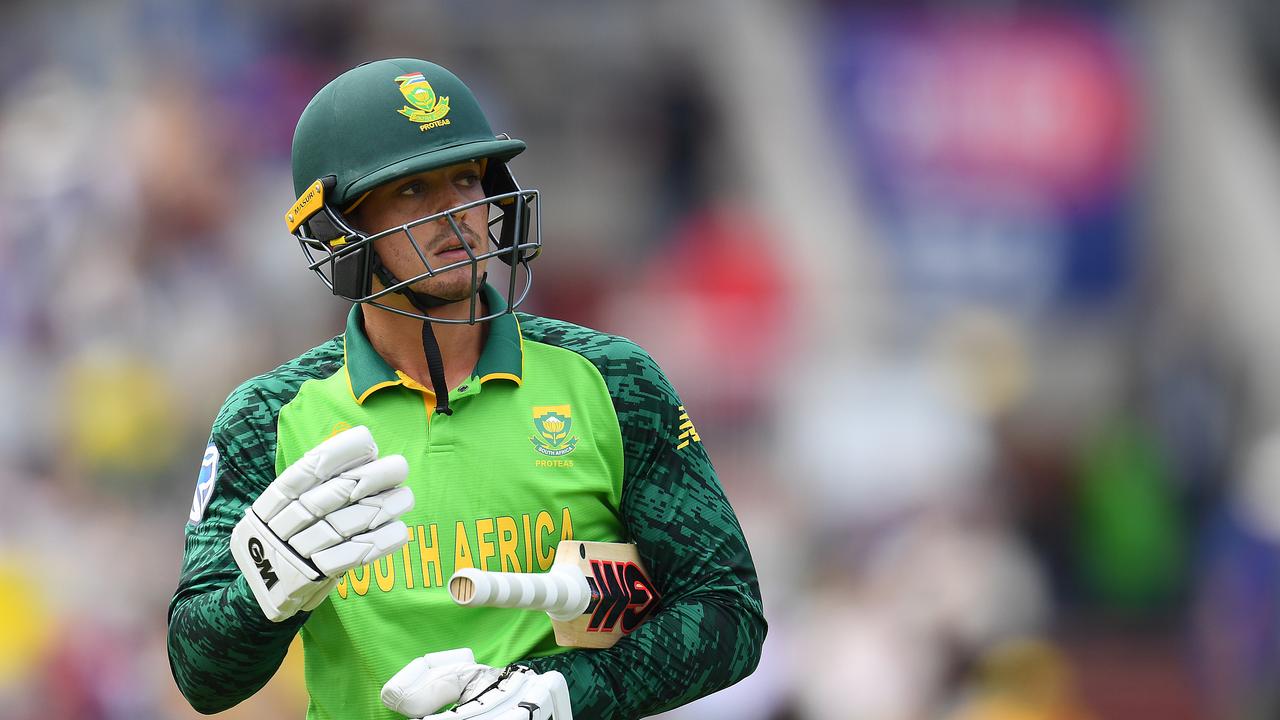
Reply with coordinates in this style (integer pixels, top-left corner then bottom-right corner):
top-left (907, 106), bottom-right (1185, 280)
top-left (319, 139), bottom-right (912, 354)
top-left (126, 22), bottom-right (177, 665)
top-left (247, 537), bottom-right (280, 590)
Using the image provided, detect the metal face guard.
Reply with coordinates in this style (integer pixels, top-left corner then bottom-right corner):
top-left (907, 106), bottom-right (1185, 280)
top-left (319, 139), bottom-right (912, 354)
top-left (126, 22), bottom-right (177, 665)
top-left (290, 178), bottom-right (541, 324)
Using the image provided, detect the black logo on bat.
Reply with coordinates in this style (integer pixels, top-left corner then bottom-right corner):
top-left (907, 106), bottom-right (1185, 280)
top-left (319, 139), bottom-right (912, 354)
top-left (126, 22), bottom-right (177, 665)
top-left (583, 560), bottom-right (660, 634)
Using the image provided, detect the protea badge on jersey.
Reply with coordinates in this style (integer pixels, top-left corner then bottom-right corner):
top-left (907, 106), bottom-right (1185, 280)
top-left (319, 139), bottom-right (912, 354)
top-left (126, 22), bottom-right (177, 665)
top-left (285, 58), bottom-right (540, 324)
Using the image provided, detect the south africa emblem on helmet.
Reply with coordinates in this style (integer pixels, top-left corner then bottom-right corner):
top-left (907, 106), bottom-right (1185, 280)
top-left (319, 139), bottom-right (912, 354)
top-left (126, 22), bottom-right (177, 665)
top-left (531, 405), bottom-right (579, 457)
top-left (393, 73), bottom-right (452, 131)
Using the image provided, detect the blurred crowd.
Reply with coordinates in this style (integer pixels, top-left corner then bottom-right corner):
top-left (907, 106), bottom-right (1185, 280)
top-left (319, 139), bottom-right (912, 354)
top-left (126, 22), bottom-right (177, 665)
top-left (3, 0), bottom-right (1280, 718)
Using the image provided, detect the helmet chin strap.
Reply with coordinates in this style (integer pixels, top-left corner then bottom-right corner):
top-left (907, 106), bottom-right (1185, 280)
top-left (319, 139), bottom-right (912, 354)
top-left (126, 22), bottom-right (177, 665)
top-left (370, 254), bottom-right (487, 416)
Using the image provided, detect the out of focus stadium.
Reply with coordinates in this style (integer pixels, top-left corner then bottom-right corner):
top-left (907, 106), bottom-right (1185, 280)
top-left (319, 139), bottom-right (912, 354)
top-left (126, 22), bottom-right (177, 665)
top-left (3, 0), bottom-right (1280, 717)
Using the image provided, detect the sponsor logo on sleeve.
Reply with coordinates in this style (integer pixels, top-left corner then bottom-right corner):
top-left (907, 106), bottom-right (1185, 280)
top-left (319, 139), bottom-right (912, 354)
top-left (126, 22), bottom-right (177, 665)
top-left (676, 406), bottom-right (701, 450)
top-left (188, 444), bottom-right (219, 524)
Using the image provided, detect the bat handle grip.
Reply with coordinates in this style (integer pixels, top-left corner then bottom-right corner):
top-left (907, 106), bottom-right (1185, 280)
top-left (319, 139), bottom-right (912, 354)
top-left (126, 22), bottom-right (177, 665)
top-left (448, 564), bottom-right (591, 621)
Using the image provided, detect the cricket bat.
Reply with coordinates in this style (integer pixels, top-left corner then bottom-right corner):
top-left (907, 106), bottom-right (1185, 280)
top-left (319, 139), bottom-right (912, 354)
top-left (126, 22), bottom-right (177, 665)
top-left (448, 540), bottom-right (660, 648)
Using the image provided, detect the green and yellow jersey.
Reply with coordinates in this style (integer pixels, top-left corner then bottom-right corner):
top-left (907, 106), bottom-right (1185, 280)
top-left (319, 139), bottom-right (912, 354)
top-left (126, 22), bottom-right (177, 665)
top-left (167, 285), bottom-right (766, 720)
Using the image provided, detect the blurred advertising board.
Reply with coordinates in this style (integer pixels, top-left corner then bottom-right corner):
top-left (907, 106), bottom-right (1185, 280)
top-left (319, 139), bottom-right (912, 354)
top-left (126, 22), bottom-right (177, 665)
top-left (822, 8), bottom-right (1140, 316)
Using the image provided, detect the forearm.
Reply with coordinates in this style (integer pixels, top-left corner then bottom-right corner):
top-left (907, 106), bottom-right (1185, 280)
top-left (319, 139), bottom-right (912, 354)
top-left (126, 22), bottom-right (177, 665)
top-left (524, 588), bottom-right (766, 719)
top-left (167, 574), bottom-right (306, 714)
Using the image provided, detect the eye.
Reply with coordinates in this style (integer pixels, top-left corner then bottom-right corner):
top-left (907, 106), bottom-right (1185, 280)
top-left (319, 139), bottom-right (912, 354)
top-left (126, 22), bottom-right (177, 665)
top-left (397, 181), bottom-right (425, 197)
top-left (455, 172), bottom-right (481, 189)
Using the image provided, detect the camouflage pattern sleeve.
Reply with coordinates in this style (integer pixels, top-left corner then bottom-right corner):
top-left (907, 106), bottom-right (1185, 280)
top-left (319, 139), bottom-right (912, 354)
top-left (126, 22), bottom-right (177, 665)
top-left (519, 320), bottom-right (767, 719)
top-left (167, 340), bottom-right (343, 713)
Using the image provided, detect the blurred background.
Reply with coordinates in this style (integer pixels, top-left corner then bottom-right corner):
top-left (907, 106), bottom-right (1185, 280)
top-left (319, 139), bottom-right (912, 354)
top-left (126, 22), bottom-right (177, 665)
top-left (3, 0), bottom-right (1280, 717)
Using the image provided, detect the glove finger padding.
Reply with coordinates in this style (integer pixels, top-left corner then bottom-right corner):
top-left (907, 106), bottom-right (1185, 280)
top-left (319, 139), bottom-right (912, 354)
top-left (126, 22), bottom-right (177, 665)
top-left (232, 426), bottom-right (415, 622)
top-left (272, 458), bottom-right (412, 543)
top-left (253, 426), bottom-right (379, 518)
top-left (344, 454), bottom-right (414, 500)
top-left (328, 485), bottom-right (416, 536)
top-left (382, 648), bottom-right (493, 718)
top-left (286, 486), bottom-right (414, 557)
top-left (295, 455), bottom-right (411, 519)
top-left (423, 668), bottom-right (572, 720)
top-left (310, 520), bottom-right (412, 577)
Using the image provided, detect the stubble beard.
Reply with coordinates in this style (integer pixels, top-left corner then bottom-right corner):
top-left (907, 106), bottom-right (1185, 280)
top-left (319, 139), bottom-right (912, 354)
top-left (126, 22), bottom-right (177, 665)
top-left (409, 266), bottom-right (483, 301)
top-left (403, 221), bottom-right (488, 301)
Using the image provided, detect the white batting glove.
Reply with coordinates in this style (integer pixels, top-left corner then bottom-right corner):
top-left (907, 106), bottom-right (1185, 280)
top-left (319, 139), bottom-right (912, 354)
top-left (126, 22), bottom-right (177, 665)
top-left (382, 648), bottom-right (572, 720)
top-left (231, 425), bottom-right (413, 622)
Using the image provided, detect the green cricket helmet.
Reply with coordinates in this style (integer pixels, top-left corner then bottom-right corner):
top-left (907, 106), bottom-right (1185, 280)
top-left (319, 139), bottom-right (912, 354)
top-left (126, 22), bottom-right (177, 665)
top-left (285, 58), bottom-right (540, 324)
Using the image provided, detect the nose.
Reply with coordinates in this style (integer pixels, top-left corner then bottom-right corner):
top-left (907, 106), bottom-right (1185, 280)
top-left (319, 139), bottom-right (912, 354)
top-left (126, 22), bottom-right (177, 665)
top-left (433, 185), bottom-right (468, 215)
top-left (431, 177), bottom-right (485, 217)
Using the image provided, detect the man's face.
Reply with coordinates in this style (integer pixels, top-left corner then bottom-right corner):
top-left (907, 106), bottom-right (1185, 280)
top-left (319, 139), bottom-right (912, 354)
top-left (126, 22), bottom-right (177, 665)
top-left (350, 160), bottom-right (489, 303)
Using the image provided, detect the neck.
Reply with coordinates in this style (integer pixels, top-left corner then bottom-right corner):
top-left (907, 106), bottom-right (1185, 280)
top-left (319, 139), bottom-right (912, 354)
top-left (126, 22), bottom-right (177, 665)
top-left (361, 296), bottom-right (488, 392)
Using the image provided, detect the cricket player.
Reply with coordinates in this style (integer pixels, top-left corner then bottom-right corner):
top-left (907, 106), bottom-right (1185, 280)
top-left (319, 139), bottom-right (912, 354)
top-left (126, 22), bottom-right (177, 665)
top-left (167, 58), bottom-right (766, 720)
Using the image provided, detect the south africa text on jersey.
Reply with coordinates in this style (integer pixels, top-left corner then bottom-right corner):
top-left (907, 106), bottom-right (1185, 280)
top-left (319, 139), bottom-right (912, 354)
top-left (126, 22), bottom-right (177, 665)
top-left (335, 507), bottom-right (575, 599)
